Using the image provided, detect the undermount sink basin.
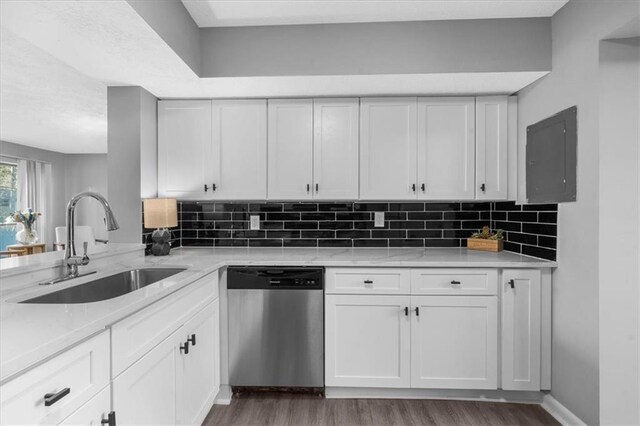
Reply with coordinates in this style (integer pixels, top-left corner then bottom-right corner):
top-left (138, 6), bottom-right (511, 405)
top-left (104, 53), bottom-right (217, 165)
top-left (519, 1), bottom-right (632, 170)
top-left (21, 268), bottom-right (187, 304)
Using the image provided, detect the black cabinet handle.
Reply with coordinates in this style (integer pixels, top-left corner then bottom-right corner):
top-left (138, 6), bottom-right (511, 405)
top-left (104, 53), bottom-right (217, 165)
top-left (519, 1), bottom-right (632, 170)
top-left (180, 341), bottom-right (189, 354)
top-left (508, 279), bottom-right (515, 289)
top-left (404, 307), bottom-right (409, 316)
top-left (315, 183), bottom-right (319, 192)
top-left (101, 411), bottom-right (116, 426)
top-left (414, 307), bottom-right (420, 316)
top-left (187, 334), bottom-right (196, 346)
top-left (204, 184), bottom-right (208, 192)
top-left (364, 280), bottom-right (373, 284)
top-left (450, 280), bottom-right (461, 285)
top-left (306, 184), bottom-right (310, 193)
top-left (421, 183), bottom-right (425, 192)
top-left (44, 388), bottom-right (70, 406)
top-left (480, 183), bottom-right (486, 192)
top-left (411, 184), bottom-right (416, 192)
top-left (212, 183), bottom-right (217, 192)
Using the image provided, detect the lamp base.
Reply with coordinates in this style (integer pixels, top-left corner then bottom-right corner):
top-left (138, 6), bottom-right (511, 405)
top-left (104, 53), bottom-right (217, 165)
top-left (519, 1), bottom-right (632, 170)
top-left (151, 229), bottom-right (171, 256)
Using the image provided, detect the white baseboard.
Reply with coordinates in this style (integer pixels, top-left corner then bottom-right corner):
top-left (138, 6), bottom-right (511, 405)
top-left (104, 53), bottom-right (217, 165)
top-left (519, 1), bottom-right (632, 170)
top-left (541, 394), bottom-right (586, 426)
top-left (214, 384), bottom-right (232, 405)
top-left (325, 387), bottom-right (544, 404)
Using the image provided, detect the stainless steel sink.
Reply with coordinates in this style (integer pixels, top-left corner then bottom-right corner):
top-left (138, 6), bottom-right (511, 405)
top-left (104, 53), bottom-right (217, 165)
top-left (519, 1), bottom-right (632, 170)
top-left (21, 268), bottom-right (187, 304)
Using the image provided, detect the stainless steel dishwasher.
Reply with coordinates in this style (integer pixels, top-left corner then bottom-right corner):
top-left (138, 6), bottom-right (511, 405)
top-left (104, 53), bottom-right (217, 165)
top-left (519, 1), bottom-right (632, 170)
top-left (227, 266), bottom-right (324, 389)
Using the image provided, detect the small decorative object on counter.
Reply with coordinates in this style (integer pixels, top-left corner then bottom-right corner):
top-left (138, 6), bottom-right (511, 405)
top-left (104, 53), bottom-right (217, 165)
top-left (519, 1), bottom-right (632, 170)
top-left (467, 226), bottom-right (504, 252)
top-left (143, 198), bottom-right (178, 256)
top-left (6, 208), bottom-right (41, 245)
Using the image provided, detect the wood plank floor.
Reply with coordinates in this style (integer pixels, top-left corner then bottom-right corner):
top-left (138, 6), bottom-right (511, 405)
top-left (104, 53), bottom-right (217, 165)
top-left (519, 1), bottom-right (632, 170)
top-left (203, 392), bottom-right (560, 426)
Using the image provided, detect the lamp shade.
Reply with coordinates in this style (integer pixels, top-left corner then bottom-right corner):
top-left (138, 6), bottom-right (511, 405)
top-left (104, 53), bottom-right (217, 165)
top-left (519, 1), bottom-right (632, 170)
top-left (143, 198), bottom-right (177, 228)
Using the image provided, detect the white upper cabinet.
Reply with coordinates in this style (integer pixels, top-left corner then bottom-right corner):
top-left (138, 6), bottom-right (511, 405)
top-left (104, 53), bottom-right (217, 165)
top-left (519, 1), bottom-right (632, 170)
top-left (360, 98), bottom-right (418, 200)
top-left (417, 97), bottom-right (475, 200)
top-left (268, 99), bottom-right (314, 200)
top-left (476, 96), bottom-right (508, 200)
top-left (211, 100), bottom-right (267, 200)
top-left (501, 269), bottom-right (541, 391)
top-left (313, 99), bottom-right (359, 199)
top-left (158, 100), bottom-right (213, 200)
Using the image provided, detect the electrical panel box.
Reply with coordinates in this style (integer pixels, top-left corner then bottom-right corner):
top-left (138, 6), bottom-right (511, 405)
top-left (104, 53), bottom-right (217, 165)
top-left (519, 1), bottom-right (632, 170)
top-left (526, 106), bottom-right (577, 203)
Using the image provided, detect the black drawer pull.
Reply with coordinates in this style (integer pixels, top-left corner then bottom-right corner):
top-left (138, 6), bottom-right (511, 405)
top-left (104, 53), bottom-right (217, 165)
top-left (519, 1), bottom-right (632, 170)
top-left (364, 280), bottom-right (373, 284)
top-left (187, 334), bottom-right (196, 346)
top-left (101, 411), bottom-right (116, 426)
top-left (180, 341), bottom-right (190, 354)
top-left (450, 280), bottom-right (461, 285)
top-left (44, 387), bottom-right (70, 406)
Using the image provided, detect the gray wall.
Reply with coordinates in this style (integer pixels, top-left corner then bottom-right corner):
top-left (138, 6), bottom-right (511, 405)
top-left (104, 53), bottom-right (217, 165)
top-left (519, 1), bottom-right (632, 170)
top-left (0, 141), bottom-right (108, 246)
top-left (517, 1), bottom-right (640, 424)
top-left (107, 86), bottom-right (157, 244)
top-left (65, 154), bottom-right (109, 241)
top-left (200, 18), bottom-right (551, 77)
top-left (126, 0), bottom-right (200, 76)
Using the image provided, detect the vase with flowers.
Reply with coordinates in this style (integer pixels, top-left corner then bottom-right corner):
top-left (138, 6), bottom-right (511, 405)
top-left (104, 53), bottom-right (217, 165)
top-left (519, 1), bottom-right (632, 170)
top-left (7, 208), bottom-right (42, 245)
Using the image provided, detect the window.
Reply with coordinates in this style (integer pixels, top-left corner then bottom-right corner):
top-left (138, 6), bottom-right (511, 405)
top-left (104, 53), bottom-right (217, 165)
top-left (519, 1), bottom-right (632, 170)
top-left (0, 161), bottom-right (18, 250)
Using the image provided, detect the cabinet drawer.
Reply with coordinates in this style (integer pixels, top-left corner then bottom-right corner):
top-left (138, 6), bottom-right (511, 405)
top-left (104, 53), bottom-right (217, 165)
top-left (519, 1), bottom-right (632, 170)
top-left (411, 269), bottom-right (497, 295)
top-left (326, 268), bottom-right (410, 294)
top-left (112, 272), bottom-right (218, 377)
top-left (0, 332), bottom-right (109, 426)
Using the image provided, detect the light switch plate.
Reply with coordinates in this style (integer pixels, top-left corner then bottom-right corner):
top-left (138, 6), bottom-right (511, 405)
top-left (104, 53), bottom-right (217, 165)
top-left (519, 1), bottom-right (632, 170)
top-left (374, 212), bottom-right (385, 227)
top-left (250, 215), bottom-right (260, 230)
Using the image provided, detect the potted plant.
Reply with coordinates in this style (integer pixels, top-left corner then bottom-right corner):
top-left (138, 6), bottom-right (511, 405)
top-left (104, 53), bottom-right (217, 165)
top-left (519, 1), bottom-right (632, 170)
top-left (467, 226), bottom-right (504, 252)
top-left (6, 208), bottom-right (42, 245)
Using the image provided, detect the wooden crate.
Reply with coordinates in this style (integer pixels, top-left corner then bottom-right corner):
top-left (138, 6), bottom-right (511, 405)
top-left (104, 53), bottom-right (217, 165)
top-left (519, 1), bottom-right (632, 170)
top-left (467, 238), bottom-right (504, 252)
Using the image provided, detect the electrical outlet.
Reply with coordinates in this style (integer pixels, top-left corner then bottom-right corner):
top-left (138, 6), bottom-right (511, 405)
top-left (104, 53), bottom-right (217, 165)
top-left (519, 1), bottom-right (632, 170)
top-left (250, 215), bottom-right (260, 230)
top-left (374, 212), bottom-right (385, 227)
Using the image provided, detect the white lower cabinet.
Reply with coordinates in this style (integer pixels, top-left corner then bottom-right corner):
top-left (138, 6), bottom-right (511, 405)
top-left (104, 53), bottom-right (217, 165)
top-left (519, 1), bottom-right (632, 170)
top-left (325, 295), bottom-right (411, 388)
top-left (58, 386), bottom-right (112, 426)
top-left (113, 300), bottom-right (220, 426)
top-left (325, 267), bottom-right (545, 393)
top-left (176, 300), bottom-right (220, 426)
top-left (112, 327), bottom-right (182, 425)
top-left (0, 332), bottom-right (110, 426)
top-left (410, 295), bottom-right (498, 389)
top-left (501, 269), bottom-right (542, 391)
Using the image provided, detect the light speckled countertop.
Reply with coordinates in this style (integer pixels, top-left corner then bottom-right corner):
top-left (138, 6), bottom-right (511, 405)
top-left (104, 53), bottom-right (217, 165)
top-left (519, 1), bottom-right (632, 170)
top-left (0, 245), bottom-right (555, 383)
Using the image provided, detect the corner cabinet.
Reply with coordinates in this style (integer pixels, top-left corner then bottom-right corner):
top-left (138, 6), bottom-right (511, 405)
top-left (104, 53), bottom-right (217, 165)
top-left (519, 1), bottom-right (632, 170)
top-left (268, 98), bottom-right (359, 200)
top-left (325, 267), bottom-right (547, 393)
top-left (158, 100), bottom-right (213, 199)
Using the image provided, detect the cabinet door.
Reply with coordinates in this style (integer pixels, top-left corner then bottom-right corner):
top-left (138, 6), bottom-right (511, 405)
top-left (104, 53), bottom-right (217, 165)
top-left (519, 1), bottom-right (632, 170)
top-left (158, 100), bottom-right (213, 200)
top-left (267, 99), bottom-right (313, 199)
top-left (58, 386), bottom-right (111, 426)
top-left (411, 295), bottom-right (498, 389)
top-left (360, 98), bottom-right (417, 200)
top-left (176, 300), bottom-right (219, 426)
top-left (325, 295), bottom-right (411, 388)
top-left (212, 100), bottom-right (267, 199)
top-left (112, 330), bottom-right (182, 425)
top-left (417, 98), bottom-right (475, 200)
top-left (476, 97), bottom-right (508, 200)
top-left (313, 98), bottom-right (359, 200)
top-left (501, 269), bottom-right (541, 391)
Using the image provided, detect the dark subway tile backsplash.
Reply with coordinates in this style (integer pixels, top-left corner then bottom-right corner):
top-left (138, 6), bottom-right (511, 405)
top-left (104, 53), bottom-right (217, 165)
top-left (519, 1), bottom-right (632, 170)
top-left (142, 200), bottom-right (557, 261)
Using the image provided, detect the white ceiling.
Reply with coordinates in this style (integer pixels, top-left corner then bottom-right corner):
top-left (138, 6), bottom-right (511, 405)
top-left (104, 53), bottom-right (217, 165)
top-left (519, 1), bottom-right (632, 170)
top-left (182, 0), bottom-right (569, 28)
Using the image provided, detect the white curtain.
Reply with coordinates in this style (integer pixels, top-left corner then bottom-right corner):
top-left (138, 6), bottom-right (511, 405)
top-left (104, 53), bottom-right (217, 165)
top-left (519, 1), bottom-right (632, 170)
top-left (17, 159), bottom-right (52, 242)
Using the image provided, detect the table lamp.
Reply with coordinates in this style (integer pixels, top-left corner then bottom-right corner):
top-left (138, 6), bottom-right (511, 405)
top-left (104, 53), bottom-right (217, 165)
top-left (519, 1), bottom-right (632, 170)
top-left (143, 198), bottom-right (177, 256)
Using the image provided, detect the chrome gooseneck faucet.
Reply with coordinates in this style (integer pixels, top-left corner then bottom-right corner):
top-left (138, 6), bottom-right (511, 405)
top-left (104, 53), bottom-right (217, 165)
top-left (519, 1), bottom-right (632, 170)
top-left (41, 192), bottom-right (119, 285)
